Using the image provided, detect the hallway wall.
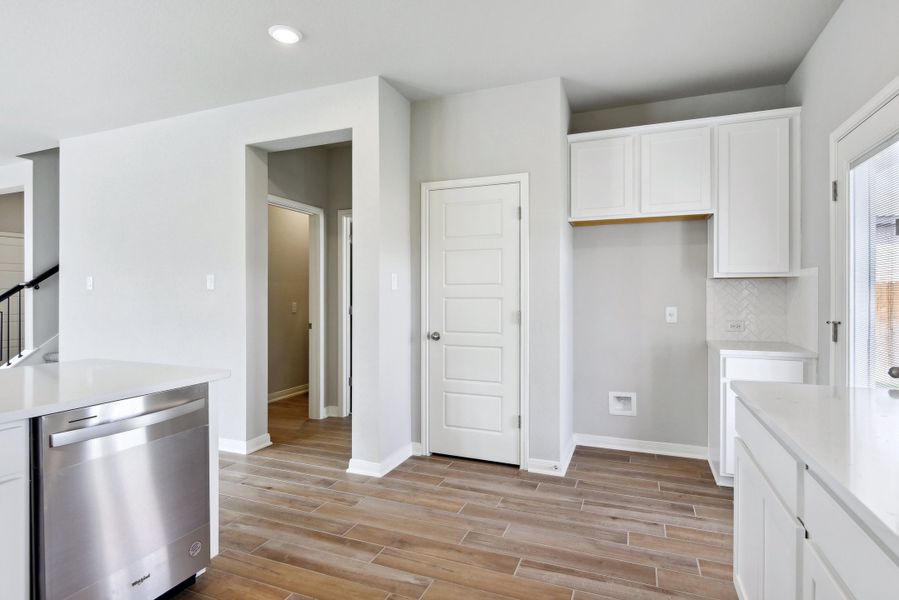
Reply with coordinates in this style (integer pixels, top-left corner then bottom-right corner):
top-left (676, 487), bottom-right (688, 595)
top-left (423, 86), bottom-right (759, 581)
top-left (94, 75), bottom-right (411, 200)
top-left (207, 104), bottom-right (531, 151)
top-left (267, 206), bottom-right (310, 396)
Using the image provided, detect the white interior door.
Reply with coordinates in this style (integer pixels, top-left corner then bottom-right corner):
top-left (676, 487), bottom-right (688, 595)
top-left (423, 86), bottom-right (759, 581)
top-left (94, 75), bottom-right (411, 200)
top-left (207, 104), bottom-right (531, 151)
top-left (425, 181), bottom-right (521, 465)
top-left (833, 90), bottom-right (899, 387)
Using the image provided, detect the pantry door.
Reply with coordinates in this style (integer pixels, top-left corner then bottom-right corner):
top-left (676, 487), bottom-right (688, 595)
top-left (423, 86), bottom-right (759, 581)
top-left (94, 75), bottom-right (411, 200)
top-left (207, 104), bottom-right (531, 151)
top-left (422, 175), bottom-right (526, 465)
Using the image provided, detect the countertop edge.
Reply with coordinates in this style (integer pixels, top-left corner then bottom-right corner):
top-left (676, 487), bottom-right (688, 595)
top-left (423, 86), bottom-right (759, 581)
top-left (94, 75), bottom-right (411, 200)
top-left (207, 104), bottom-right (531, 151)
top-left (731, 381), bottom-right (899, 564)
top-left (0, 367), bottom-right (230, 422)
top-left (707, 340), bottom-right (818, 359)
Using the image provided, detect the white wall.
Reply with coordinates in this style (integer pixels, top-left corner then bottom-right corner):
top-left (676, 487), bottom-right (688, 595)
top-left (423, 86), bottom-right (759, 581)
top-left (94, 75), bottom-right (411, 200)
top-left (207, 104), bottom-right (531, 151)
top-left (59, 77), bottom-right (412, 474)
top-left (410, 78), bottom-right (572, 465)
top-left (570, 84), bottom-right (787, 133)
top-left (785, 0), bottom-right (899, 383)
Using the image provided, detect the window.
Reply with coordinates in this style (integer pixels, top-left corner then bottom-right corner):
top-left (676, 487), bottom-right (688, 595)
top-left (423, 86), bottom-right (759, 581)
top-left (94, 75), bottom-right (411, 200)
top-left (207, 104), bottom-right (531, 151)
top-left (850, 137), bottom-right (899, 387)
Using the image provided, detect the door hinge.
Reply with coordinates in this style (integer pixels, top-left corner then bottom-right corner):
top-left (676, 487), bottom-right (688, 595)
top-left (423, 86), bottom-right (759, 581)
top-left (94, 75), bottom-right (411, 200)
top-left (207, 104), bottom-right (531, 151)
top-left (348, 305), bottom-right (353, 316)
top-left (308, 322), bottom-right (312, 330)
top-left (518, 206), bottom-right (522, 220)
top-left (515, 310), bottom-right (522, 324)
top-left (826, 320), bottom-right (841, 342)
top-left (832, 180), bottom-right (838, 202)
top-left (517, 415), bottom-right (522, 428)
top-left (348, 376), bottom-right (352, 387)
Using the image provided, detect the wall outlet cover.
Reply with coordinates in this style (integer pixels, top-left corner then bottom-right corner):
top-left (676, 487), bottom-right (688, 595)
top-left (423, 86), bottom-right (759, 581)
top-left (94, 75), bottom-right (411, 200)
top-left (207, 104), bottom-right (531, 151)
top-left (609, 392), bottom-right (637, 416)
top-left (726, 319), bottom-right (746, 332)
top-left (665, 306), bottom-right (678, 323)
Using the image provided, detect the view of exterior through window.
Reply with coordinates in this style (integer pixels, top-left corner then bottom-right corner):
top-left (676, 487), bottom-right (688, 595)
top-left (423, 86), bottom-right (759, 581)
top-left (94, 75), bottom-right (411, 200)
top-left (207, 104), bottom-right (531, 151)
top-left (852, 136), bottom-right (899, 387)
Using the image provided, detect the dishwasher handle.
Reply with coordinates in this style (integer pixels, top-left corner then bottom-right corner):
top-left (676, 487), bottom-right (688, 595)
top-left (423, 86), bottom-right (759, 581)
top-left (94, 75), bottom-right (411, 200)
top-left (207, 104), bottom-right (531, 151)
top-left (49, 397), bottom-right (206, 448)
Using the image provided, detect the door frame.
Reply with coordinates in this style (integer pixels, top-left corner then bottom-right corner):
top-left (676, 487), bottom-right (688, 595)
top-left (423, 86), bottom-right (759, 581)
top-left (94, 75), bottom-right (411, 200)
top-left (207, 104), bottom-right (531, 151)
top-left (830, 74), bottom-right (899, 385)
top-left (267, 194), bottom-right (326, 420)
top-left (419, 173), bottom-right (530, 468)
top-left (337, 209), bottom-right (353, 418)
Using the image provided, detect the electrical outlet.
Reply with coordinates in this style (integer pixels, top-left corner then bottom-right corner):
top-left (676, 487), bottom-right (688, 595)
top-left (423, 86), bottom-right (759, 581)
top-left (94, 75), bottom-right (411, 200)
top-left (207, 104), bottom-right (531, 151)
top-left (665, 306), bottom-right (678, 323)
top-left (727, 319), bottom-right (746, 332)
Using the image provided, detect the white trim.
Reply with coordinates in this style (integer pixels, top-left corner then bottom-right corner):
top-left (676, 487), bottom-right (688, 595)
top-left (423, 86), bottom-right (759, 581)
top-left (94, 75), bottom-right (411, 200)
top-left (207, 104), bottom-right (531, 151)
top-left (219, 433), bottom-right (272, 455)
top-left (337, 209), bottom-right (353, 418)
top-left (267, 383), bottom-right (308, 403)
top-left (419, 173), bottom-right (530, 468)
top-left (528, 437), bottom-right (575, 477)
top-left (267, 195), bottom-right (326, 420)
top-left (573, 433), bottom-right (708, 460)
top-left (346, 443), bottom-right (413, 477)
top-left (411, 442), bottom-right (423, 456)
top-left (325, 405), bottom-right (342, 417)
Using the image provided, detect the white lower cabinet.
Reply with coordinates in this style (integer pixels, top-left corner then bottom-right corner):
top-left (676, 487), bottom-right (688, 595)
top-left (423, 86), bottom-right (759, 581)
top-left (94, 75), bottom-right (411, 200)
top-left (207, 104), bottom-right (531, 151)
top-left (0, 420), bottom-right (29, 599)
top-left (734, 439), bottom-right (802, 599)
top-left (802, 542), bottom-right (850, 600)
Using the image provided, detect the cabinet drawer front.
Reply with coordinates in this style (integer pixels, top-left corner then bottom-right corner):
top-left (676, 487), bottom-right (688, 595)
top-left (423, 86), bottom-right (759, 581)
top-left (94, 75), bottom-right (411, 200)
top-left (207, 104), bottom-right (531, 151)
top-left (0, 421), bottom-right (27, 476)
top-left (725, 357), bottom-right (804, 382)
top-left (735, 401), bottom-right (799, 514)
top-left (804, 473), bottom-right (899, 599)
top-left (803, 541), bottom-right (851, 600)
top-left (570, 137), bottom-right (636, 219)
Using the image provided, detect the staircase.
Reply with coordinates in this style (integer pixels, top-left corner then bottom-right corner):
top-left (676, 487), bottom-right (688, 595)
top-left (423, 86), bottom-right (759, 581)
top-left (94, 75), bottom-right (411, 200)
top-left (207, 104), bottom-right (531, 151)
top-left (0, 264), bottom-right (59, 367)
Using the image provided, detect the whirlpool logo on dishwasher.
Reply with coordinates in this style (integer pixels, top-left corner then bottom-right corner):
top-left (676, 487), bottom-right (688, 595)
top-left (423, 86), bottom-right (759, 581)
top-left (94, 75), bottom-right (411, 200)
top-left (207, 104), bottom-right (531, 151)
top-left (131, 573), bottom-right (151, 587)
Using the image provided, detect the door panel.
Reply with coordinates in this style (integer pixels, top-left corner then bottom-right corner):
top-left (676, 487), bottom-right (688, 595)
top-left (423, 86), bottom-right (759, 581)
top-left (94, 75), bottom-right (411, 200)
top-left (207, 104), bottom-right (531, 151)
top-left (427, 182), bottom-right (521, 465)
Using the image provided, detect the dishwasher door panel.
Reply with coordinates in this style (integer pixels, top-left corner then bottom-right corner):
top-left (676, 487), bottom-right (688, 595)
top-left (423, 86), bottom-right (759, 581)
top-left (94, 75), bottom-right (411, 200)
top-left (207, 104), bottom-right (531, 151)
top-left (35, 386), bottom-right (210, 600)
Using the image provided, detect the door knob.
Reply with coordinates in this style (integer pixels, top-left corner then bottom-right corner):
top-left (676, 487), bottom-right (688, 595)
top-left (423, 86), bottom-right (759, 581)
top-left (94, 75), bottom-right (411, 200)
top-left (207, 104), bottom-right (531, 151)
top-left (429, 331), bottom-right (441, 341)
top-left (889, 366), bottom-right (899, 379)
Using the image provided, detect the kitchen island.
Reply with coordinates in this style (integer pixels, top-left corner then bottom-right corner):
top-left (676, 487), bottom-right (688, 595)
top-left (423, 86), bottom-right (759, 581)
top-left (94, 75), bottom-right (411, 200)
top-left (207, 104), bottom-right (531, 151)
top-left (0, 359), bottom-right (228, 600)
top-left (731, 381), bottom-right (899, 599)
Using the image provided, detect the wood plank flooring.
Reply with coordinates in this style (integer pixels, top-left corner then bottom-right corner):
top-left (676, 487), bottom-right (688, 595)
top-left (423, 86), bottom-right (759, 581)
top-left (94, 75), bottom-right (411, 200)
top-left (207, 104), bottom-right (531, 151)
top-left (178, 395), bottom-right (737, 599)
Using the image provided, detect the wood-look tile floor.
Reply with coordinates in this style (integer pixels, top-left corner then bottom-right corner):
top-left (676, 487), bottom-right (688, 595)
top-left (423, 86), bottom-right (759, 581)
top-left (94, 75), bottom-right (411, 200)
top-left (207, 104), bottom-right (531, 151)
top-left (178, 395), bottom-right (737, 600)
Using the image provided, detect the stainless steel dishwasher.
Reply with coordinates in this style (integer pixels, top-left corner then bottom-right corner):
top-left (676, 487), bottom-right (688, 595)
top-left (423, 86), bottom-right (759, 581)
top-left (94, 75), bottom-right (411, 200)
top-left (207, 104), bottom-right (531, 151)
top-left (32, 383), bottom-right (210, 600)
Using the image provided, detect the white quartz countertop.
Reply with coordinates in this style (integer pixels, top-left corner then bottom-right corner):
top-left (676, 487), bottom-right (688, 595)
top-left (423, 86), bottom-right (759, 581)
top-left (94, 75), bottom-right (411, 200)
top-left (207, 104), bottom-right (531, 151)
top-left (731, 381), bottom-right (899, 560)
top-left (0, 359), bottom-right (229, 421)
top-left (707, 340), bottom-right (818, 358)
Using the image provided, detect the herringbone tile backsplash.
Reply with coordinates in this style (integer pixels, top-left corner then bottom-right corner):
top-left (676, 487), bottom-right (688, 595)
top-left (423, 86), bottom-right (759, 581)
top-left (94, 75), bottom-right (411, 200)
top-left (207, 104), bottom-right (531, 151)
top-left (707, 278), bottom-right (788, 341)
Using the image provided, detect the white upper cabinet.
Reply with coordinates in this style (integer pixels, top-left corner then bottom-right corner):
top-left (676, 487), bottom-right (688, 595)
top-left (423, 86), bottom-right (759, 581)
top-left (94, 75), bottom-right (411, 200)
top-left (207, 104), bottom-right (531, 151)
top-left (640, 125), bottom-right (711, 214)
top-left (714, 117), bottom-right (791, 276)
top-left (569, 107), bottom-right (800, 277)
top-left (570, 136), bottom-right (635, 219)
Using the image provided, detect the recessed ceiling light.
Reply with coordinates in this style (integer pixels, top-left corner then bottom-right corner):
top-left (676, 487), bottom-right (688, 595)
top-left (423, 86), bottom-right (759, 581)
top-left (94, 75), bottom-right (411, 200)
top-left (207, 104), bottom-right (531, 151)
top-left (268, 25), bottom-right (302, 45)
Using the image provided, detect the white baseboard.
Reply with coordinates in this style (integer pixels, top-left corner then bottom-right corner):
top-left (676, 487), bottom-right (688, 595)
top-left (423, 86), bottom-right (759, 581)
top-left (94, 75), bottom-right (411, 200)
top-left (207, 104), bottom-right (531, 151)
top-left (268, 384), bottom-right (309, 403)
top-left (411, 442), bottom-right (423, 456)
top-left (346, 442), bottom-right (414, 477)
top-left (325, 405), bottom-right (342, 417)
top-left (527, 435), bottom-right (576, 477)
top-left (573, 433), bottom-right (707, 460)
top-left (219, 433), bottom-right (272, 455)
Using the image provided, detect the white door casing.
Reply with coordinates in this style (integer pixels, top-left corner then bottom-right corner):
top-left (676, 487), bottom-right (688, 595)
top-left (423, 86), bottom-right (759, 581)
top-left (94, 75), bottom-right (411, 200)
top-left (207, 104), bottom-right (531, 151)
top-left (831, 77), bottom-right (899, 386)
top-left (421, 174), bottom-right (528, 466)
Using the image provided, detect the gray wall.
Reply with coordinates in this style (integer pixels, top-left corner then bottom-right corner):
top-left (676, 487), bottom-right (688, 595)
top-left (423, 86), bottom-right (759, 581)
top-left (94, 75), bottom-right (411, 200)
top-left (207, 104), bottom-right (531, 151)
top-left (268, 144), bottom-right (352, 408)
top-left (0, 192), bottom-right (24, 233)
top-left (411, 78), bottom-right (572, 463)
top-left (21, 148), bottom-right (59, 349)
top-left (570, 86), bottom-right (791, 446)
top-left (571, 84), bottom-right (787, 133)
top-left (573, 221), bottom-right (708, 445)
top-left (267, 206), bottom-right (309, 394)
top-left (785, 0), bottom-right (899, 383)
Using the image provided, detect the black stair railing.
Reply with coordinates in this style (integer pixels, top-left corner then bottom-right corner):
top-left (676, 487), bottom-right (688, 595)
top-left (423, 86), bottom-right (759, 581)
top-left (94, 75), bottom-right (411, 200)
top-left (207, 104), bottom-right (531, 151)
top-left (0, 264), bottom-right (58, 366)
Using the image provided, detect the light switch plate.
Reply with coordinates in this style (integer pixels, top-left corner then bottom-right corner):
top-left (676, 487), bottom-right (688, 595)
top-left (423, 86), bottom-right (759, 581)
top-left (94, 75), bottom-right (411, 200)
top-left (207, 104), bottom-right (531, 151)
top-left (665, 306), bottom-right (678, 323)
top-left (391, 273), bottom-right (398, 291)
top-left (85, 276), bottom-right (93, 291)
top-left (206, 274), bottom-right (215, 290)
top-left (291, 301), bottom-right (298, 314)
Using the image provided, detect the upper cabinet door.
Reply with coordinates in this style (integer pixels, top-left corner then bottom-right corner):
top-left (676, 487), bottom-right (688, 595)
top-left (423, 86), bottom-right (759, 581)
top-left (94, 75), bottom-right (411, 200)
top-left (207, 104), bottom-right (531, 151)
top-left (717, 117), bottom-right (791, 275)
top-left (640, 126), bottom-right (712, 214)
top-left (570, 136), bottom-right (636, 220)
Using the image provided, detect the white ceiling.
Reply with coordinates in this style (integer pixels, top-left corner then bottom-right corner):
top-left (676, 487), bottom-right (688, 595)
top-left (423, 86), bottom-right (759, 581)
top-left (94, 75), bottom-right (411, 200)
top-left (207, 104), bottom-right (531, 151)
top-left (0, 0), bottom-right (841, 164)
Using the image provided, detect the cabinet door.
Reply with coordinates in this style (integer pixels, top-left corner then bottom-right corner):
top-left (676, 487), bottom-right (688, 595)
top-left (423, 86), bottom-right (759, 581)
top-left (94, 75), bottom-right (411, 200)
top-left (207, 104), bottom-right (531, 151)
top-left (735, 440), bottom-right (765, 600)
top-left (716, 117), bottom-right (790, 275)
top-left (803, 542), bottom-right (850, 600)
top-left (0, 472), bottom-right (28, 600)
top-left (735, 439), bottom-right (802, 600)
top-left (570, 136), bottom-right (636, 219)
top-left (640, 126), bottom-right (712, 214)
